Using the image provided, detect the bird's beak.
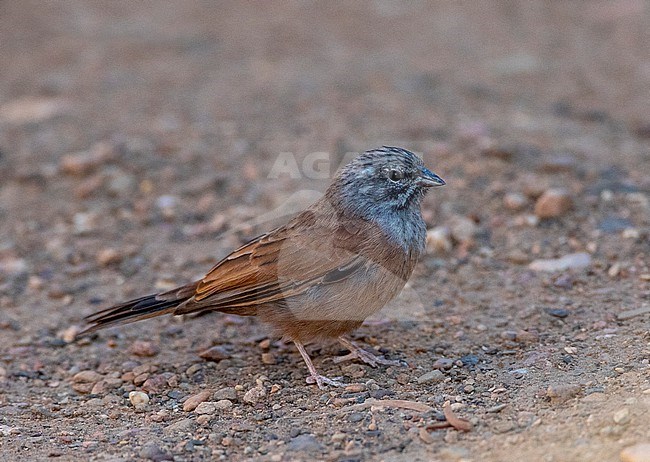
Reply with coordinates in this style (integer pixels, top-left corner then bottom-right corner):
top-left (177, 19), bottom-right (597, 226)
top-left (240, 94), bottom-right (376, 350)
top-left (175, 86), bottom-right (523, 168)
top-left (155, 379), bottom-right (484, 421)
top-left (416, 168), bottom-right (446, 187)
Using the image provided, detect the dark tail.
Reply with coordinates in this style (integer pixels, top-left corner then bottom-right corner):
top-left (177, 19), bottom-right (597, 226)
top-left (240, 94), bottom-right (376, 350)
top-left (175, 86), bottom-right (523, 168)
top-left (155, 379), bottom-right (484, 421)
top-left (77, 283), bottom-right (197, 336)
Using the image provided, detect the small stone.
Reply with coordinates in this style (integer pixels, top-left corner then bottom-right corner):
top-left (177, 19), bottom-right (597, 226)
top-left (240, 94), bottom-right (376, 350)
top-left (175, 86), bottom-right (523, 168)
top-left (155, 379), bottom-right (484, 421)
top-left (105, 169), bottom-right (136, 197)
top-left (515, 330), bottom-right (539, 343)
top-left (426, 226), bottom-right (452, 253)
top-left (96, 248), bottom-right (122, 266)
top-left (72, 382), bottom-right (94, 394)
top-left (163, 418), bottom-right (195, 435)
top-left (214, 387), bottom-right (237, 401)
top-left (417, 370), bottom-right (444, 384)
top-left (73, 212), bottom-right (98, 235)
top-left (553, 273), bottom-right (575, 289)
top-left (608, 263), bottom-right (621, 277)
top-left (288, 434), bottom-right (322, 452)
top-left (183, 390), bottom-right (212, 412)
top-left (504, 192), bottom-right (527, 210)
top-left (142, 374), bottom-right (171, 394)
top-left (344, 383), bottom-right (366, 393)
top-left (261, 352), bottom-right (276, 365)
top-left (59, 325), bottom-right (81, 343)
top-left (185, 364), bottom-right (203, 376)
top-left (129, 391), bottom-right (150, 409)
top-left (130, 341), bottom-right (160, 357)
top-left (432, 358), bottom-right (454, 370)
top-left (243, 386), bottom-right (266, 404)
top-left (199, 345), bottom-right (231, 362)
top-left (613, 408), bottom-right (631, 425)
top-left (534, 188), bottom-right (573, 218)
top-left (59, 142), bottom-right (115, 176)
top-left (194, 401), bottom-right (217, 415)
top-left (622, 228), bottom-right (640, 239)
top-left (72, 370), bottom-right (103, 383)
top-left (546, 383), bottom-right (581, 403)
top-left (492, 421), bottom-right (516, 434)
top-left (139, 442), bottom-right (172, 461)
top-left (620, 443), bottom-right (650, 462)
top-left (529, 252), bottom-right (591, 272)
top-left (214, 399), bottom-right (233, 410)
top-left (546, 308), bottom-right (570, 318)
top-left (133, 373), bottom-right (149, 386)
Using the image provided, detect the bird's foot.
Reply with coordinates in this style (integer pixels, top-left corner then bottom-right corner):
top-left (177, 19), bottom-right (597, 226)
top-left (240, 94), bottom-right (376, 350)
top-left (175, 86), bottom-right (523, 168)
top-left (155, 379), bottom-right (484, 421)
top-left (294, 340), bottom-right (347, 389)
top-left (305, 374), bottom-right (346, 389)
top-left (334, 337), bottom-right (407, 368)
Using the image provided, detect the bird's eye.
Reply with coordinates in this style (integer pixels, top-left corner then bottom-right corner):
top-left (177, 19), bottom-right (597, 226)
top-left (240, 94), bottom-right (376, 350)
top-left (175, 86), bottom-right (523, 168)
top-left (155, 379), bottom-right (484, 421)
top-left (386, 168), bottom-right (405, 182)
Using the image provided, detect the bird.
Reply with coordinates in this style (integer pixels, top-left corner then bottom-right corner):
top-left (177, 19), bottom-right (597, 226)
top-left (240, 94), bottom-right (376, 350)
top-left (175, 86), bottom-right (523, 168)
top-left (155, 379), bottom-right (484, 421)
top-left (78, 146), bottom-right (445, 389)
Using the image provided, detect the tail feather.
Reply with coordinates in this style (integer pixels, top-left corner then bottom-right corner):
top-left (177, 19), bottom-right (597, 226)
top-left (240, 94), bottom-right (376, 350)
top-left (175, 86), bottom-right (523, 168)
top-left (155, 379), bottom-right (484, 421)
top-left (78, 284), bottom-right (197, 336)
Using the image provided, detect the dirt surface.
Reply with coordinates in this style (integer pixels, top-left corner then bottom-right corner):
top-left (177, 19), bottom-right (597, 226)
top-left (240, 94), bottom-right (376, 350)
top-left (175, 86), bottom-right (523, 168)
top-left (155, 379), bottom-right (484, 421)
top-left (1, 2), bottom-right (649, 461)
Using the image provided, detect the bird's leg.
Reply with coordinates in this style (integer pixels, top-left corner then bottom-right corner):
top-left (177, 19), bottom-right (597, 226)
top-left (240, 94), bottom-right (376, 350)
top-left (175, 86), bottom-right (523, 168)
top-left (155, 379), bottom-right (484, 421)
top-left (293, 341), bottom-right (345, 389)
top-left (334, 337), bottom-right (406, 367)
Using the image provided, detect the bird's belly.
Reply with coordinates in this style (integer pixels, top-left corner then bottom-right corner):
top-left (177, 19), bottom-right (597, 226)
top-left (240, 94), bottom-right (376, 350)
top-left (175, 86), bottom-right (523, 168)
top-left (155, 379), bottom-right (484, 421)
top-left (257, 262), bottom-right (409, 343)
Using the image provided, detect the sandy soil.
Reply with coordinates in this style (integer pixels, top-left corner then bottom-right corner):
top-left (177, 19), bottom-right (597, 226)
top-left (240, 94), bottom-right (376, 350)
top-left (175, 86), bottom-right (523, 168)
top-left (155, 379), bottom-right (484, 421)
top-left (1, 2), bottom-right (649, 461)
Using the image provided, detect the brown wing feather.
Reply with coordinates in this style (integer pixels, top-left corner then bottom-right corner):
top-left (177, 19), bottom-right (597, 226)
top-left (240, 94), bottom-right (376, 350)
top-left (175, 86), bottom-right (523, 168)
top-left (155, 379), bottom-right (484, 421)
top-left (175, 208), bottom-right (376, 315)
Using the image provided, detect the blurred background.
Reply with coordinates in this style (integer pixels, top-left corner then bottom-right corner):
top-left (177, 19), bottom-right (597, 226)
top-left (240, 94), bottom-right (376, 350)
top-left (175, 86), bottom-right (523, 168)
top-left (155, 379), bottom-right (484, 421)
top-left (0, 2), bottom-right (649, 461)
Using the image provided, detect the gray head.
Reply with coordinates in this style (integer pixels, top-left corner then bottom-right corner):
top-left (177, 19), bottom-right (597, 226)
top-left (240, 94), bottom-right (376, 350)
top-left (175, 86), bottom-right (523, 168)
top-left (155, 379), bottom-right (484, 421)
top-left (327, 146), bottom-right (445, 219)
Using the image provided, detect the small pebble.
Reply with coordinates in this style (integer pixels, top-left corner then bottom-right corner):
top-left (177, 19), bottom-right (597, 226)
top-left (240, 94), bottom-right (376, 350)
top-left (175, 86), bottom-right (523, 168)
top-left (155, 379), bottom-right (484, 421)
top-left (59, 325), bottom-right (81, 343)
top-left (214, 399), bottom-right (233, 410)
top-left (129, 391), bottom-right (150, 409)
top-left (504, 192), bottom-right (527, 210)
top-left (546, 383), bottom-right (581, 403)
top-left (344, 383), bottom-right (366, 393)
top-left (199, 345), bottom-right (231, 362)
top-left (214, 387), bottom-right (237, 401)
top-left (59, 142), bottom-right (114, 176)
top-left (183, 391), bottom-right (212, 412)
top-left (141, 372), bottom-right (170, 393)
top-left (432, 358), bottom-right (454, 370)
top-left (139, 442), bottom-right (172, 461)
top-left (529, 252), bottom-right (591, 272)
top-left (243, 386), bottom-right (266, 404)
top-left (534, 188), bottom-right (573, 218)
top-left (417, 370), bottom-right (444, 384)
top-left (261, 352), bottom-right (276, 365)
top-left (288, 434), bottom-right (322, 452)
top-left (194, 401), bottom-right (217, 415)
top-left (96, 248), bottom-right (122, 266)
top-left (72, 370), bottom-right (103, 383)
top-left (546, 308), bottom-right (570, 318)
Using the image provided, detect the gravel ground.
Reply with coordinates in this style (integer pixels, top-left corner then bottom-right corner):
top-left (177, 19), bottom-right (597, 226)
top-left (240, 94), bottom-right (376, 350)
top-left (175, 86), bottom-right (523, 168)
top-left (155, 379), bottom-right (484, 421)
top-left (1, 2), bottom-right (649, 461)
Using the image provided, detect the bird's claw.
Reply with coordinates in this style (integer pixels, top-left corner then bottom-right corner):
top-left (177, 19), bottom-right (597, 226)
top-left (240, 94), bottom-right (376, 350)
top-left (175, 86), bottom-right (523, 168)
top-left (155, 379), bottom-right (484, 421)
top-left (333, 349), bottom-right (406, 367)
top-left (306, 374), bottom-right (346, 389)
